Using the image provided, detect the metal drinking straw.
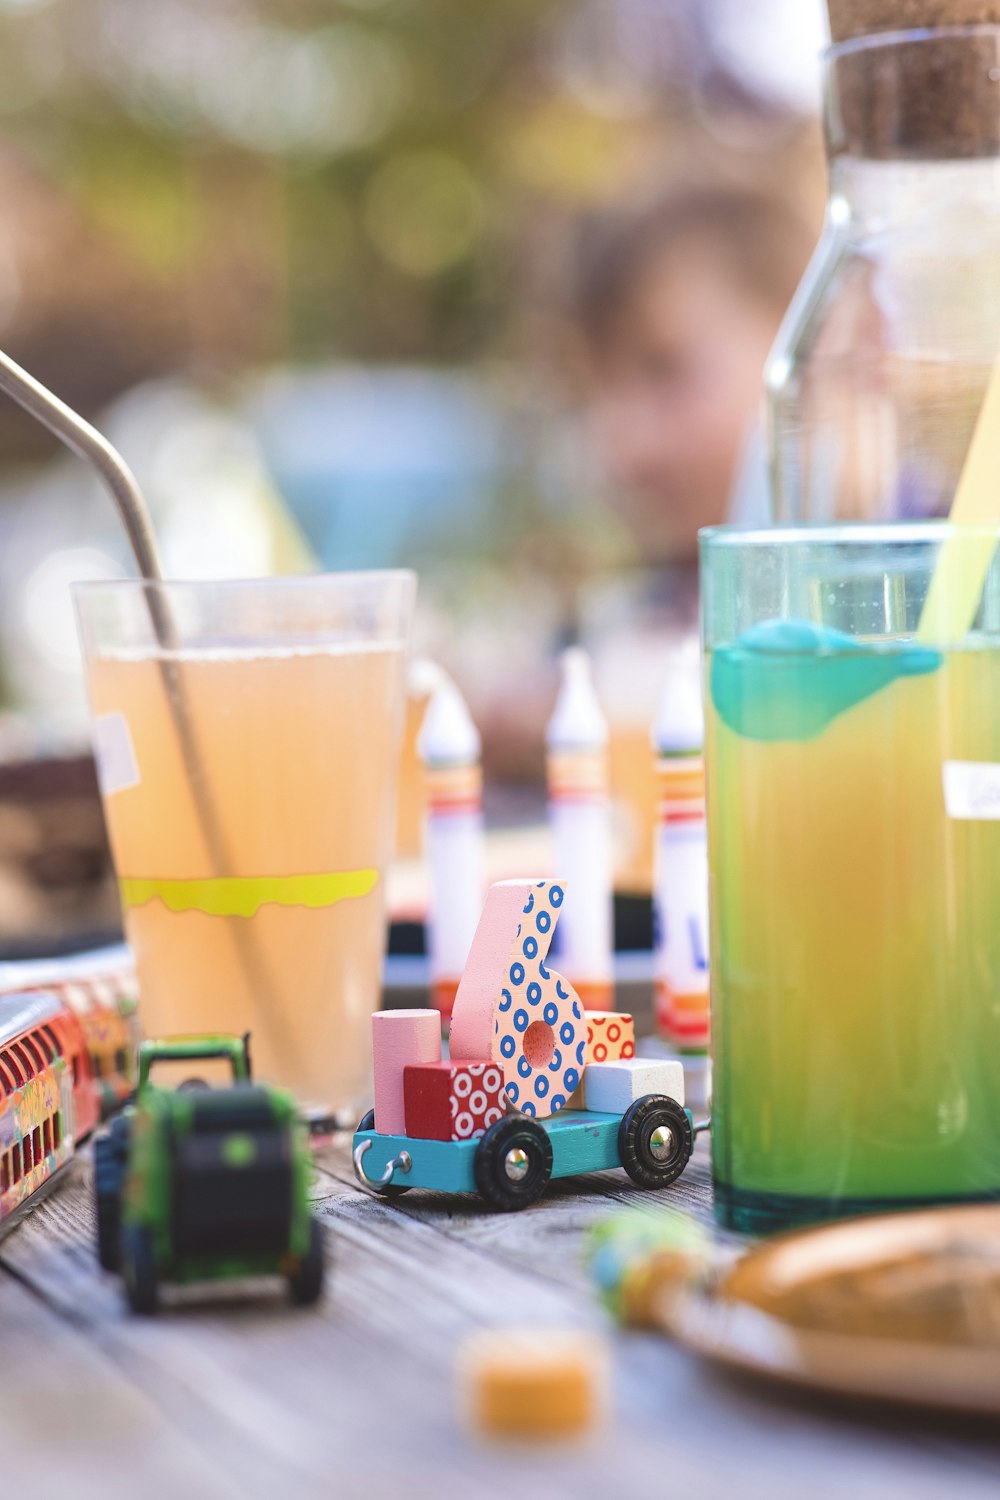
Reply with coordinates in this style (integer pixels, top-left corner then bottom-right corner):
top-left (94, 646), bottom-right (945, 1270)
top-left (0, 347), bottom-right (228, 847)
top-left (0, 347), bottom-right (277, 1035)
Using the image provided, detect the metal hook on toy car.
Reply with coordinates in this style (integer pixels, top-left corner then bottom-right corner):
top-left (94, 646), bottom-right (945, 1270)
top-left (353, 1137), bottom-right (412, 1194)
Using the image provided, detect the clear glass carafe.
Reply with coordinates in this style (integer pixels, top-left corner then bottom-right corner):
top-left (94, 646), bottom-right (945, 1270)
top-left (767, 27), bottom-right (1000, 522)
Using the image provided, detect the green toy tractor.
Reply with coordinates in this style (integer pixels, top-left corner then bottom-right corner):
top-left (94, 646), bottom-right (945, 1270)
top-left (93, 1034), bottom-right (326, 1314)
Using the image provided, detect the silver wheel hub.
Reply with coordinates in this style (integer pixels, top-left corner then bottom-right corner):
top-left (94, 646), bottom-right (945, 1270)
top-left (649, 1124), bottom-right (674, 1161)
top-left (504, 1146), bottom-right (530, 1182)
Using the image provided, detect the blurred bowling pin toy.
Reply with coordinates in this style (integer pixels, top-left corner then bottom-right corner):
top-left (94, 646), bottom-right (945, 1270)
top-left (652, 648), bottom-right (710, 1052)
top-left (545, 648), bottom-right (614, 1011)
top-left (418, 671), bottom-right (485, 1024)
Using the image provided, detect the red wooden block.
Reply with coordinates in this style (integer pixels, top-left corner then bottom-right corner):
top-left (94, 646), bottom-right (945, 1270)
top-left (585, 1012), bottom-right (635, 1066)
top-left (403, 1059), bottom-right (505, 1142)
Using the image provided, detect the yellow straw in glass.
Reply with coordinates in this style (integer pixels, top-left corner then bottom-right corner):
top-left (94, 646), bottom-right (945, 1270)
top-left (918, 355), bottom-right (1000, 642)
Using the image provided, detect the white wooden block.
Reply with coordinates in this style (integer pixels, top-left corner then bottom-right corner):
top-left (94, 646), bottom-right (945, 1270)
top-left (582, 1057), bottom-right (685, 1115)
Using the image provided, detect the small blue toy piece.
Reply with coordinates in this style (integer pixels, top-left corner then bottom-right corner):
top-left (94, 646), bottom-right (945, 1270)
top-left (353, 1094), bottom-right (698, 1211)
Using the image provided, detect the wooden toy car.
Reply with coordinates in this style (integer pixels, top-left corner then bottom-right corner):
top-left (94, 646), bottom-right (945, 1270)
top-left (93, 1034), bottom-right (325, 1313)
top-left (354, 878), bottom-right (705, 1211)
top-left (353, 1092), bottom-right (697, 1211)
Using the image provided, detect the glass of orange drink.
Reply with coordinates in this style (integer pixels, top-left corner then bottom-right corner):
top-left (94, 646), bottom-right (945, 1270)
top-left (74, 573), bottom-right (415, 1118)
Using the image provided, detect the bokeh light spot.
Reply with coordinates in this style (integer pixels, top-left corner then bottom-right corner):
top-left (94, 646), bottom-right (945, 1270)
top-left (363, 150), bottom-right (483, 277)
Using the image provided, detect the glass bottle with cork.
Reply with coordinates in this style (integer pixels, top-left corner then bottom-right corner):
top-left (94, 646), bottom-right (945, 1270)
top-left (767, 2), bottom-right (1000, 522)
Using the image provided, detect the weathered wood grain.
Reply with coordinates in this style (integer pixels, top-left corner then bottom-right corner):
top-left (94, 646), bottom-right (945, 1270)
top-left (1, 1258), bottom-right (242, 1500)
top-left (3, 1137), bottom-right (1000, 1500)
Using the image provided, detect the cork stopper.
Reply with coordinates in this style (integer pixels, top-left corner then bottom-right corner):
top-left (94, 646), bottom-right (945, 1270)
top-left (828, 1), bottom-right (1000, 42)
top-left (824, 4), bottom-right (1000, 159)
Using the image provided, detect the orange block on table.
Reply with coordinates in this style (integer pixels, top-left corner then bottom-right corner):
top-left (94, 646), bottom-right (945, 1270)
top-left (585, 1011), bottom-right (635, 1066)
top-left (404, 1058), bottom-right (505, 1142)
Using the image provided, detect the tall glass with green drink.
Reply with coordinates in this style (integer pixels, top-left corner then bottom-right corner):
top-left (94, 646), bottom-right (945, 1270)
top-left (702, 525), bottom-right (1000, 1232)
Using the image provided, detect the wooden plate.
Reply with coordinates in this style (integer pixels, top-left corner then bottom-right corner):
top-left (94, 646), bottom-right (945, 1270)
top-left (660, 1205), bottom-right (1000, 1415)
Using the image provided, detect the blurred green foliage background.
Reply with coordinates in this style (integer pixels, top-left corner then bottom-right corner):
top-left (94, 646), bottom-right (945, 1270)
top-left (0, 0), bottom-right (823, 427)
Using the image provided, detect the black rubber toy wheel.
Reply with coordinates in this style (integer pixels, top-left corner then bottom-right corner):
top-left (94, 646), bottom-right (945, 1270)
top-left (288, 1218), bottom-right (326, 1307)
top-left (473, 1115), bottom-right (553, 1211)
top-left (618, 1094), bottom-right (693, 1190)
top-left (357, 1108), bottom-right (375, 1133)
top-left (121, 1224), bottom-right (159, 1315)
top-left (93, 1116), bottom-right (130, 1272)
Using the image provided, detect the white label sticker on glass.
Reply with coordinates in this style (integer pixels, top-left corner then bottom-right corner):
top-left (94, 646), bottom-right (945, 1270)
top-left (93, 712), bottom-right (140, 796)
top-left (942, 761), bottom-right (1000, 820)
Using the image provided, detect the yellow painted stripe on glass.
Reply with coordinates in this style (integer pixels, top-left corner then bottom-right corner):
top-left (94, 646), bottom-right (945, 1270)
top-left (120, 869), bottom-right (379, 918)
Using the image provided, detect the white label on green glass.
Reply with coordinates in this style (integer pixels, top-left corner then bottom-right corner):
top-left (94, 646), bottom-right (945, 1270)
top-left (942, 761), bottom-right (1000, 820)
top-left (93, 712), bottom-right (140, 797)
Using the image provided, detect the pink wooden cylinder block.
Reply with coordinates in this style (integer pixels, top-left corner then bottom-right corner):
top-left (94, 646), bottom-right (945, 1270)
top-left (372, 1008), bottom-right (442, 1135)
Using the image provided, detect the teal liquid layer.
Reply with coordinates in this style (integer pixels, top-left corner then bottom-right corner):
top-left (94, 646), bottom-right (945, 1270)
top-left (715, 1179), bottom-right (1000, 1235)
top-left (710, 619), bottom-right (942, 743)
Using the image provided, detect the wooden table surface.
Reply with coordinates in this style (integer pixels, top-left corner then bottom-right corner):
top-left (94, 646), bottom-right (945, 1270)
top-left (6, 1129), bottom-right (1000, 1500)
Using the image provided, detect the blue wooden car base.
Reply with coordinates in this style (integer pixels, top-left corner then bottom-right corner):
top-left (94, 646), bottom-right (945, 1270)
top-left (353, 1106), bottom-right (696, 1195)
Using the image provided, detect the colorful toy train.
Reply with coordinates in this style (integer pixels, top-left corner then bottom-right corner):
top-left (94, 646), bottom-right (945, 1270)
top-left (0, 953), bottom-right (138, 1236)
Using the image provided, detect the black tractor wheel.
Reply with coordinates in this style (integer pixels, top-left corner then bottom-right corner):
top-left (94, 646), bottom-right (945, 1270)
top-left (288, 1218), bottom-right (326, 1307)
top-left (121, 1224), bottom-right (159, 1315)
top-left (94, 1116), bottom-right (131, 1272)
top-left (473, 1115), bottom-right (553, 1211)
top-left (618, 1094), bottom-right (693, 1190)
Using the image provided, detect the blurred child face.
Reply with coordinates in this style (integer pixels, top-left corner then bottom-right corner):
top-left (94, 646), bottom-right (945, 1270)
top-left (589, 246), bottom-right (776, 561)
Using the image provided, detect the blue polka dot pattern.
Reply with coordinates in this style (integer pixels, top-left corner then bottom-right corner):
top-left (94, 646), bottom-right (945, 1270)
top-left (493, 878), bottom-right (584, 1118)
